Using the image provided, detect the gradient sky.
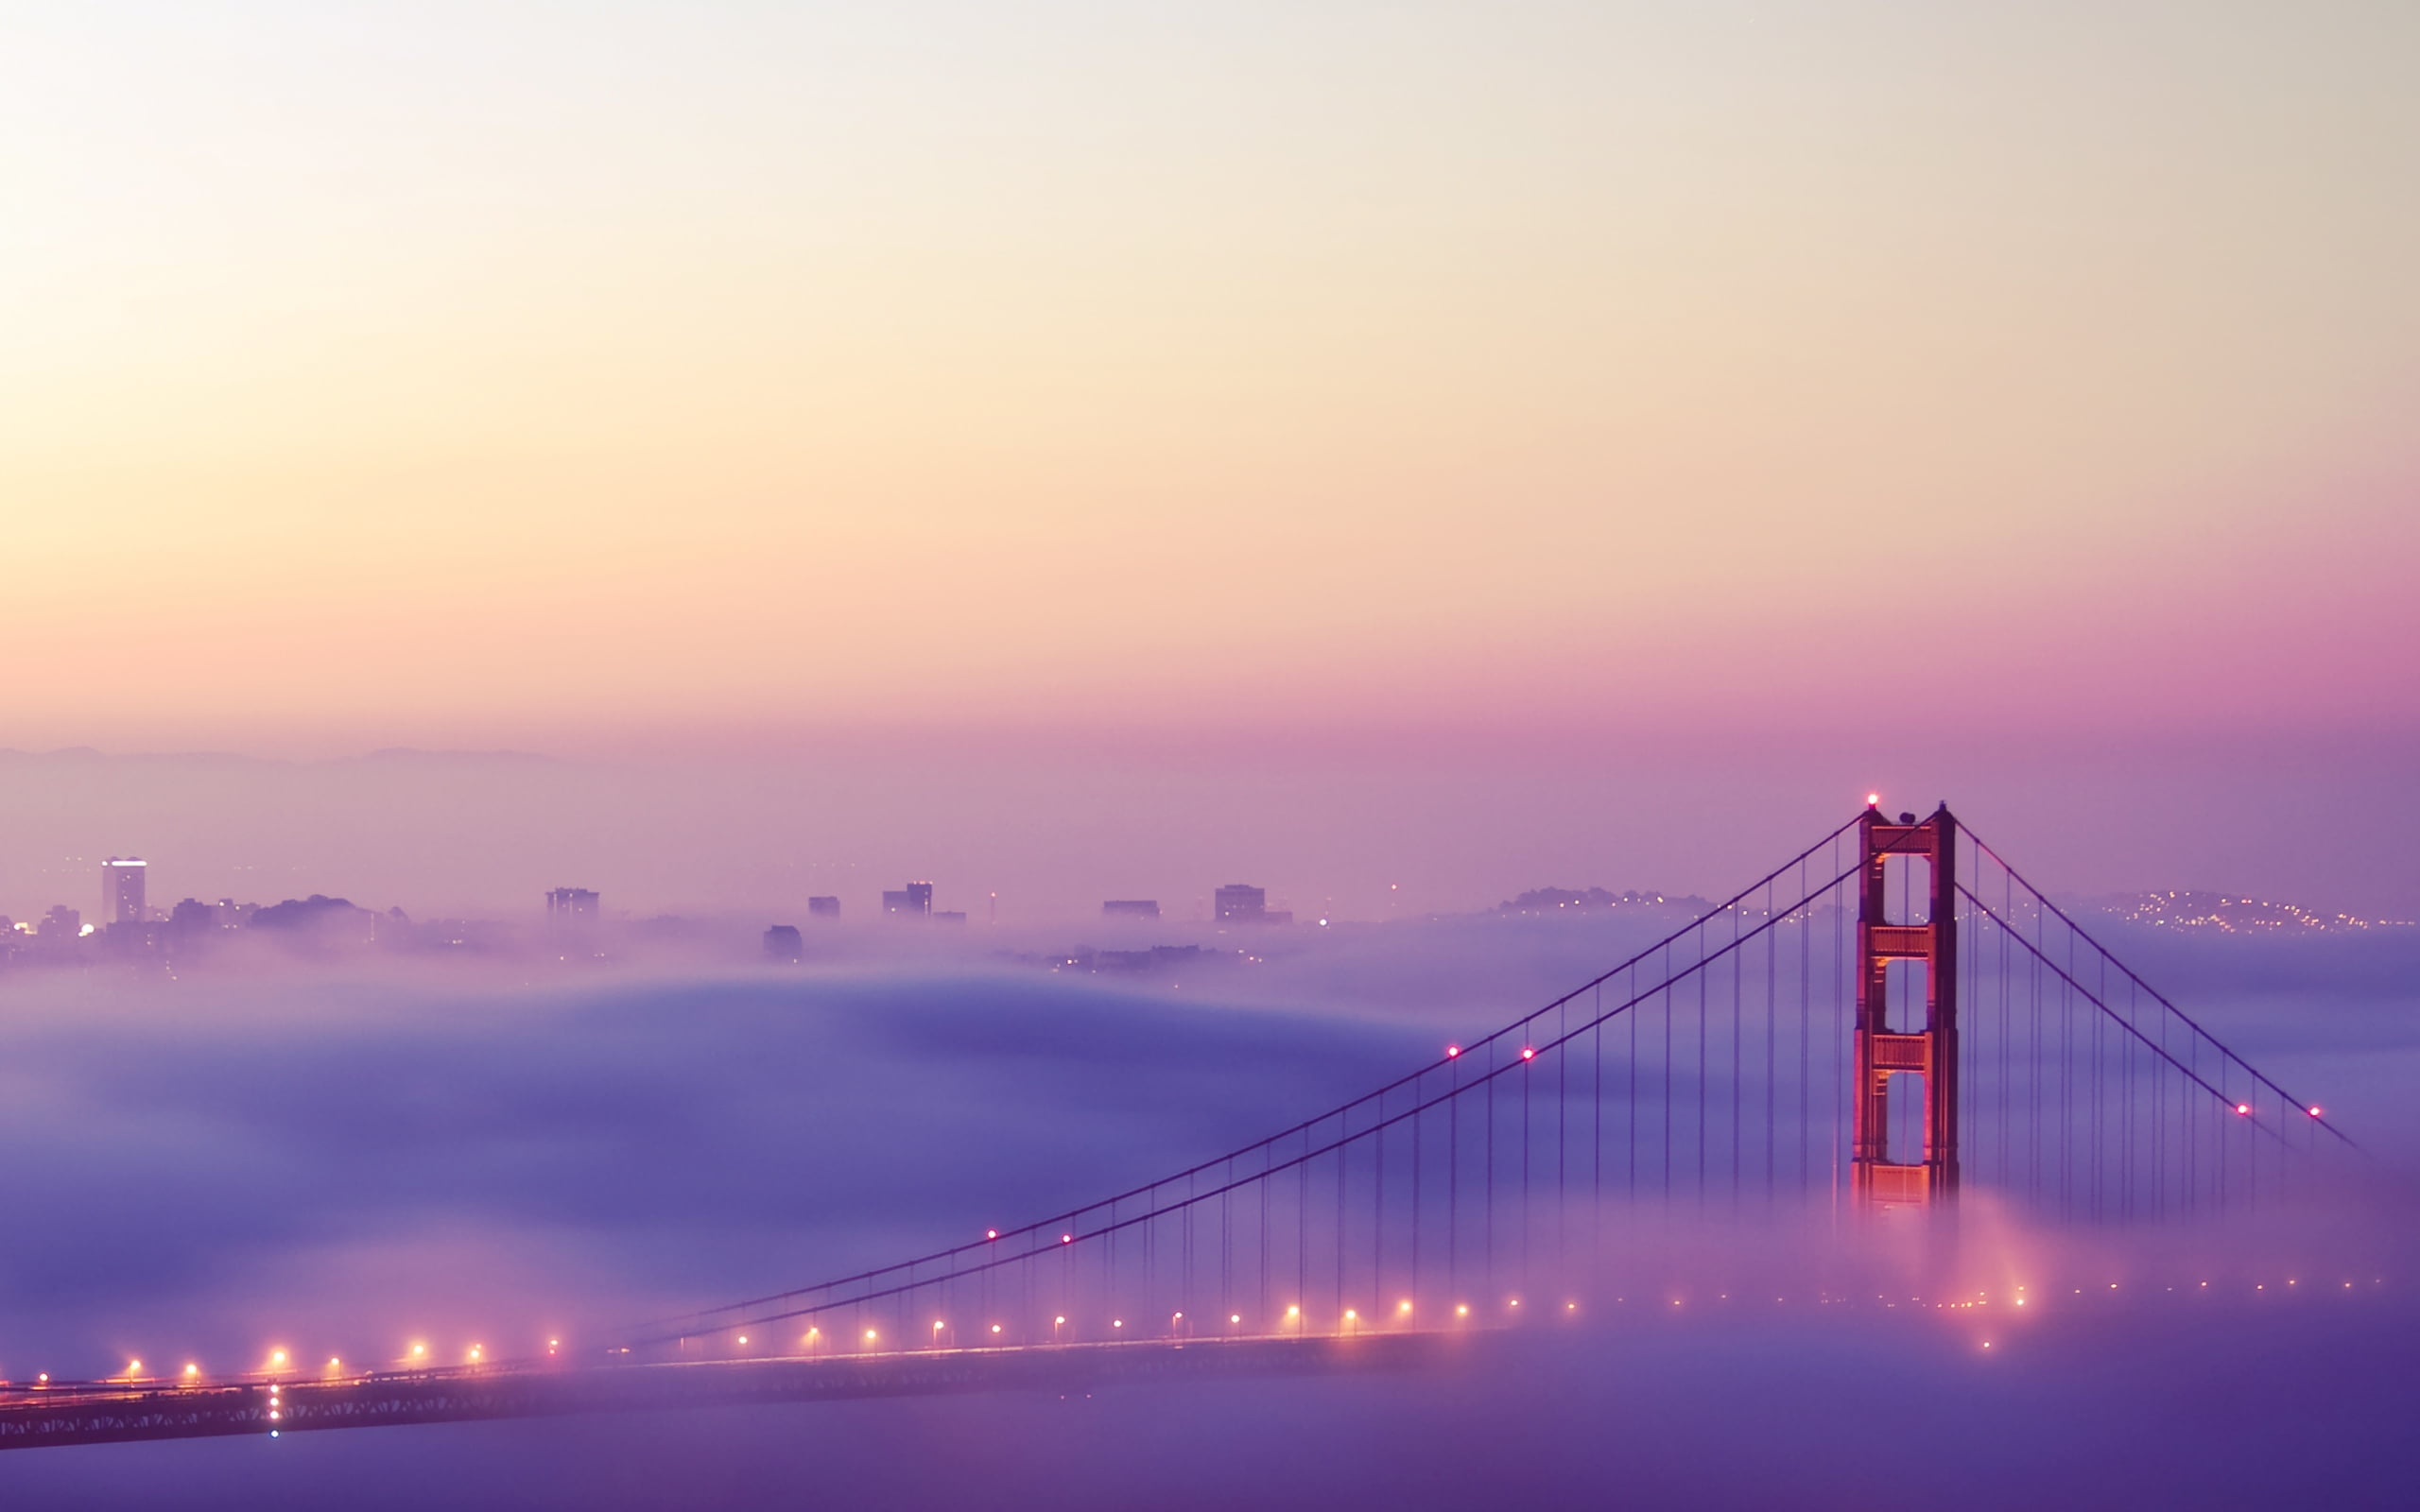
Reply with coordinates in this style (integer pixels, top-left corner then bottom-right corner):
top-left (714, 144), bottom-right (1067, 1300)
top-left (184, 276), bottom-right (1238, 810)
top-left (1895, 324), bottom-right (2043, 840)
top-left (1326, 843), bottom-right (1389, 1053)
top-left (4, 1), bottom-right (2414, 755)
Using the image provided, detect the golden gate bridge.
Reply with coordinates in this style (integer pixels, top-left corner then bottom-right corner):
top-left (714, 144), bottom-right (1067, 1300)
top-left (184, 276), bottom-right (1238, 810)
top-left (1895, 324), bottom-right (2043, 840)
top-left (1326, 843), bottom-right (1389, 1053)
top-left (0, 803), bottom-right (2357, 1452)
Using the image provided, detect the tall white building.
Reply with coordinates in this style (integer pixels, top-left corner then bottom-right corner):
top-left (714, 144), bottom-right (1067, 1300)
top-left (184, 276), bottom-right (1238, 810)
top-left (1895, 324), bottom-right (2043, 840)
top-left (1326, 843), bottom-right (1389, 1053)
top-left (102, 857), bottom-right (147, 925)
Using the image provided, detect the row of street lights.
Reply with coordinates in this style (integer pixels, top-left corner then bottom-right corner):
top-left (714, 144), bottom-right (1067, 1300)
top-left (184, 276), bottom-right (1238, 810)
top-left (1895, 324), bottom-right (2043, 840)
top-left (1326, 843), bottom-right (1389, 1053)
top-left (712, 1297), bottom-right (1546, 1357)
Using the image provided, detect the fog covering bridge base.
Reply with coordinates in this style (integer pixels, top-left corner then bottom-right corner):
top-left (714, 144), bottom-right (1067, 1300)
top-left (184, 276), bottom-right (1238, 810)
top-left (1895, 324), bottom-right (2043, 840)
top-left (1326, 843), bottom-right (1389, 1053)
top-left (4, 805), bottom-right (2351, 1455)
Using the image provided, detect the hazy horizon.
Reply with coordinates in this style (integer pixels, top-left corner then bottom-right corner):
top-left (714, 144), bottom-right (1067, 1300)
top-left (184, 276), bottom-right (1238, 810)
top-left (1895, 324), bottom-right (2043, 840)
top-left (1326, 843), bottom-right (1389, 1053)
top-left (5, 730), bottom-right (2415, 927)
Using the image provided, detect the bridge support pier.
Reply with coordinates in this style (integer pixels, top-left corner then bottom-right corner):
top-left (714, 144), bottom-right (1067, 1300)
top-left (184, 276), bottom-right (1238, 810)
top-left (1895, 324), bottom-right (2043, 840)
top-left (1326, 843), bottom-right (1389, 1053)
top-left (1853, 803), bottom-right (1959, 1206)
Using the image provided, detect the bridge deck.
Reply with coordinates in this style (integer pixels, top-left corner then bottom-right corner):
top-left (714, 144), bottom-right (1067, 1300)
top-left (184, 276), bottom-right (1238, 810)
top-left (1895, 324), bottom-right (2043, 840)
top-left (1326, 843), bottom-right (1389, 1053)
top-left (0, 1332), bottom-right (1458, 1452)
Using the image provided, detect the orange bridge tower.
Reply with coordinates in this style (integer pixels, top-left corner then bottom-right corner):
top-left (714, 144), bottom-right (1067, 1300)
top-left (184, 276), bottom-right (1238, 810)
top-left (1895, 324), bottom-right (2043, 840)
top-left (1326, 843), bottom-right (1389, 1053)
top-left (1853, 802), bottom-right (1960, 1204)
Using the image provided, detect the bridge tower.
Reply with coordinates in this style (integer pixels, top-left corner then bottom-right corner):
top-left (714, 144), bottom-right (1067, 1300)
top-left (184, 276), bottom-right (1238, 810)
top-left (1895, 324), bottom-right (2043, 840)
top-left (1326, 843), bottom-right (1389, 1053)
top-left (1853, 802), bottom-right (1959, 1205)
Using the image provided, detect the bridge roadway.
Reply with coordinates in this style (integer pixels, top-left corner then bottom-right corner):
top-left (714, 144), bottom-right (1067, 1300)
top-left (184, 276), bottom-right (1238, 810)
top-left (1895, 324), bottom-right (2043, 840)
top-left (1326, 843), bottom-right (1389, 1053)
top-left (0, 1331), bottom-right (1458, 1452)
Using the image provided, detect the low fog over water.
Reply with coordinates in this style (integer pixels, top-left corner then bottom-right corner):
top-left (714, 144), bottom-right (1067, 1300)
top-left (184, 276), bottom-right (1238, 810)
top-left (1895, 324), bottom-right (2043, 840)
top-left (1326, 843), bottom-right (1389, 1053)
top-left (0, 906), bottom-right (2413, 1507)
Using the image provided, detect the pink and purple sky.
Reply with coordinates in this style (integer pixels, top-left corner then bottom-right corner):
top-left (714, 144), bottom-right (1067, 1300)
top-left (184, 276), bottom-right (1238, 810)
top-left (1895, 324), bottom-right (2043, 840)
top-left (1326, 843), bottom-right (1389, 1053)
top-left (3, 2), bottom-right (2415, 917)
top-left (2, 17), bottom-right (2418, 1506)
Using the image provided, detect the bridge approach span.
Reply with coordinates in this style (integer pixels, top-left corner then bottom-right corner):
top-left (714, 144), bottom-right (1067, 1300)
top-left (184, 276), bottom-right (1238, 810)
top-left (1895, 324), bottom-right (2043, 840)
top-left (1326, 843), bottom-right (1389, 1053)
top-left (0, 1332), bottom-right (1450, 1452)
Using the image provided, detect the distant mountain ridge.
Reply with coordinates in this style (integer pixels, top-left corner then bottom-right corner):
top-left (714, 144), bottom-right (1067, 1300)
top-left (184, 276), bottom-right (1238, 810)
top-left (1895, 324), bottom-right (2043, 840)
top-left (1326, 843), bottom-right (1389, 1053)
top-left (1497, 886), bottom-right (1711, 915)
top-left (1493, 884), bottom-right (2413, 935)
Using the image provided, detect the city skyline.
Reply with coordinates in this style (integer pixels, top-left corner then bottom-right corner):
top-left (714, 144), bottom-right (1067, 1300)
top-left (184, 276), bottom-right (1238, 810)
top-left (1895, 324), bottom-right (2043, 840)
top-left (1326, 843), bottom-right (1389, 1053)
top-left (9, 836), bottom-right (2403, 975)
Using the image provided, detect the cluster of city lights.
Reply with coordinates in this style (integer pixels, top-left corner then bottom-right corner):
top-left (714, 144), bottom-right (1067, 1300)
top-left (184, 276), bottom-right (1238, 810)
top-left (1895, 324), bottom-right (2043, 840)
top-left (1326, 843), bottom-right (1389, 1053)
top-left (2107, 889), bottom-right (2414, 935)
